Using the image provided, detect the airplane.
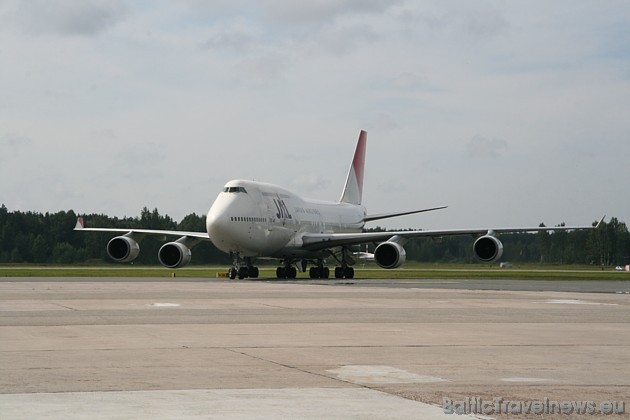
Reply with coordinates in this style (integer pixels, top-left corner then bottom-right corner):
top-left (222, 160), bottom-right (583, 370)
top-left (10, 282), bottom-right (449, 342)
top-left (75, 130), bottom-right (601, 279)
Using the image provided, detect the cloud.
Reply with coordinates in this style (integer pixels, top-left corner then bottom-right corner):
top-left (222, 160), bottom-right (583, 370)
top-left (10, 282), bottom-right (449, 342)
top-left (99, 141), bottom-right (168, 182)
top-left (385, 72), bottom-right (445, 94)
top-left (10, 0), bottom-right (127, 36)
top-left (232, 52), bottom-right (291, 84)
top-left (395, 2), bottom-right (509, 42)
top-left (465, 136), bottom-right (508, 158)
top-left (457, 7), bottom-right (509, 40)
top-left (289, 173), bottom-right (329, 193)
top-left (202, 19), bottom-right (257, 52)
top-left (0, 133), bottom-right (32, 148)
top-left (0, 134), bottom-right (32, 162)
top-left (1, 1), bottom-right (628, 228)
top-left (313, 20), bottom-right (379, 56)
top-left (364, 113), bottom-right (399, 132)
top-left (195, 1), bottom-right (385, 57)
top-left (261, 0), bottom-right (397, 23)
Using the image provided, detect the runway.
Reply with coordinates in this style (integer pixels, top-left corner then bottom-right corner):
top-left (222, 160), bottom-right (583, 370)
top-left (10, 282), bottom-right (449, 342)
top-left (4, 276), bottom-right (629, 293)
top-left (1, 277), bottom-right (629, 419)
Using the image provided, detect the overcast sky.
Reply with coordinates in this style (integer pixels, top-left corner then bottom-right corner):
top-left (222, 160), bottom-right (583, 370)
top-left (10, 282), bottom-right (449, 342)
top-left (1, 0), bottom-right (628, 230)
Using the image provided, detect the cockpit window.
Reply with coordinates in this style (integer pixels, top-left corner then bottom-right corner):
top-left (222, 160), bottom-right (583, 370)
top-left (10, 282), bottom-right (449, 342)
top-left (223, 186), bottom-right (247, 193)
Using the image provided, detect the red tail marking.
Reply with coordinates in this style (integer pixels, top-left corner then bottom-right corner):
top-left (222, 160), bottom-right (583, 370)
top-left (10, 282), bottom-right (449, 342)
top-left (353, 130), bottom-right (367, 195)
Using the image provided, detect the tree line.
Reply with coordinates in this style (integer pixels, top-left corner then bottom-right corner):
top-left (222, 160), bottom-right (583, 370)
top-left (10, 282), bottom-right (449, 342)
top-left (1, 204), bottom-right (628, 266)
top-left (366, 218), bottom-right (630, 266)
top-left (0, 205), bottom-right (230, 265)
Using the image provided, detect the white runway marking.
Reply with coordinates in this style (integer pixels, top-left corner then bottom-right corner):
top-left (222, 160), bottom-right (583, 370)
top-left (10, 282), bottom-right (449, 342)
top-left (327, 365), bottom-right (448, 385)
top-left (0, 388), bottom-right (477, 420)
top-left (147, 303), bottom-right (181, 307)
top-left (543, 299), bottom-right (618, 305)
top-left (501, 377), bottom-right (554, 383)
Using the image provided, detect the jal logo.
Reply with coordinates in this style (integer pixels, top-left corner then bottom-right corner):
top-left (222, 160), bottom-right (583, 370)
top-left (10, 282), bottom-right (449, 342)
top-left (273, 198), bottom-right (292, 219)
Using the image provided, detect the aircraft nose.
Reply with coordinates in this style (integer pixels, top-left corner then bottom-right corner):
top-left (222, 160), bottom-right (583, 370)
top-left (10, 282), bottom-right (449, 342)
top-left (207, 200), bottom-right (232, 237)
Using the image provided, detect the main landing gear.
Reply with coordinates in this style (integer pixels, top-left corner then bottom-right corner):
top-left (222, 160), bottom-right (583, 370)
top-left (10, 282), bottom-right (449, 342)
top-left (276, 265), bottom-right (297, 279)
top-left (227, 255), bottom-right (259, 279)
top-left (334, 266), bottom-right (354, 279)
top-left (305, 258), bottom-right (354, 279)
top-left (330, 248), bottom-right (355, 279)
top-left (259, 251), bottom-right (358, 280)
top-left (273, 262), bottom-right (354, 279)
top-left (307, 265), bottom-right (353, 279)
top-left (309, 266), bottom-right (329, 278)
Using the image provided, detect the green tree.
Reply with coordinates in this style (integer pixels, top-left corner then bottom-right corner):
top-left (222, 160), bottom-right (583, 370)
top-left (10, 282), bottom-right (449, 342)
top-left (0, 203), bottom-right (629, 266)
top-left (536, 224), bottom-right (551, 264)
top-left (52, 242), bottom-right (76, 264)
top-left (32, 234), bottom-right (49, 263)
top-left (178, 213), bottom-right (206, 232)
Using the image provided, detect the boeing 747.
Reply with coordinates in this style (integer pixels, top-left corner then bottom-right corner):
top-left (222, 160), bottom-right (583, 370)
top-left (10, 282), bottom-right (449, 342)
top-left (75, 130), bottom-right (601, 279)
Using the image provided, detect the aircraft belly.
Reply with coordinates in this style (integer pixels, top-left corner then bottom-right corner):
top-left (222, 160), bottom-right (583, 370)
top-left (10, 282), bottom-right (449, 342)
top-left (260, 225), bottom-right (292, 255)
top-left (269, 247), bottom-right (329, 259)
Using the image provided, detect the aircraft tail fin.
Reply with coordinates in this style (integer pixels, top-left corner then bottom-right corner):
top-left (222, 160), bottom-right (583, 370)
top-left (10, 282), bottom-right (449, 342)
top-left (339, 130), bottom-right (367, 205)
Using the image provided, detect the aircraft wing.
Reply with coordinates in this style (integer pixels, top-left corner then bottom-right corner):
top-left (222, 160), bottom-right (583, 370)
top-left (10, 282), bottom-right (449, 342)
top-left (301, 217), bottom-right (603, 251)
top-left (74, 217), bottom-right (211, 240)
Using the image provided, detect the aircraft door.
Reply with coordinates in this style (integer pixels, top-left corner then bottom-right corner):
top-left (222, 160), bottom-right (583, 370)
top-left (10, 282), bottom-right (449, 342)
top-left (265, 198), bottom-right (274, 231)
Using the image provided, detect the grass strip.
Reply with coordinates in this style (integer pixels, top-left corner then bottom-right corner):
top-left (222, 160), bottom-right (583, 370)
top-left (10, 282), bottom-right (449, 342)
top-left (1, 265), bottom-right (628, 280)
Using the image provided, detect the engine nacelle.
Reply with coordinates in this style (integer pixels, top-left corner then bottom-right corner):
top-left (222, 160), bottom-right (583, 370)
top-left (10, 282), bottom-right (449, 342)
top-left (374, 241), bottom-right (407, 269)
top-left (107, 236), bottom-right (140, 263)
top-left (473, 235), bottom-right (504, 262)
top-left (158, 242), bottom-right (192, 268)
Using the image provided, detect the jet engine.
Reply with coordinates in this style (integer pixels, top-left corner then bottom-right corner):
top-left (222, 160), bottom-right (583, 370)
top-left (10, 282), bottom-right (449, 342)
top-left (158, 241), bottom-right (192, 268)
top-left (374, 241), bottom-right (407, 269)
top-left (473, 235), bottom-right (504, 262)
top-left (107, 236), bottom-right (140, 262)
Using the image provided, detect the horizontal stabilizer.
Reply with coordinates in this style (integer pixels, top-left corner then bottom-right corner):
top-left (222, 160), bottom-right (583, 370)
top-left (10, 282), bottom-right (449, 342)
top-left (595, 215), bottom-right (606, 229)
top-left (365, 206), bottom-right (448, 223)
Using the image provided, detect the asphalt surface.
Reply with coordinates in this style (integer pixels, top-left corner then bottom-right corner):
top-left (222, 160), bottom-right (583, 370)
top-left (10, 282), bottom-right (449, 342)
top-left (1, 277), bottom-right (629, 419)
top-left (2, 276), bottom-right (629, 294)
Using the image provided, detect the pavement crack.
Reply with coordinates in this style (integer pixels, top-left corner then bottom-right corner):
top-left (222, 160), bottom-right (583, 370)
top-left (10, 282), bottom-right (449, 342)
top-left (52, 303), bottom-right (77, 311)
top-left (224, 347), bottom-right (373, 390)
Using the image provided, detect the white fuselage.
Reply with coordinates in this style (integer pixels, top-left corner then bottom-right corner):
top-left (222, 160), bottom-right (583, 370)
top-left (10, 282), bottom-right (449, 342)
top-left (206, 180), bottom-right (366, 259)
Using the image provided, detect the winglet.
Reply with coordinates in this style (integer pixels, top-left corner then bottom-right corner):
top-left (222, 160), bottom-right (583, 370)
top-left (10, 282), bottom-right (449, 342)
top-left (74, 217), bottom-right (85, 230)
top-left (339, 130), bottom-right (367, 205)
top-left (595, 215), bottom-right (606, 229)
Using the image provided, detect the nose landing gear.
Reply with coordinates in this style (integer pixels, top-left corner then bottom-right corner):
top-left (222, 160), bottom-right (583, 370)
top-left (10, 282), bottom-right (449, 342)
top-left (227, 255), bottom-right (259, 279)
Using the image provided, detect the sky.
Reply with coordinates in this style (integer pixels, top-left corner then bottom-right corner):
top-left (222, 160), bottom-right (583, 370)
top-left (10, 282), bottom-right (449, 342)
top-left (1, 0), bottom-right (629, 230)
